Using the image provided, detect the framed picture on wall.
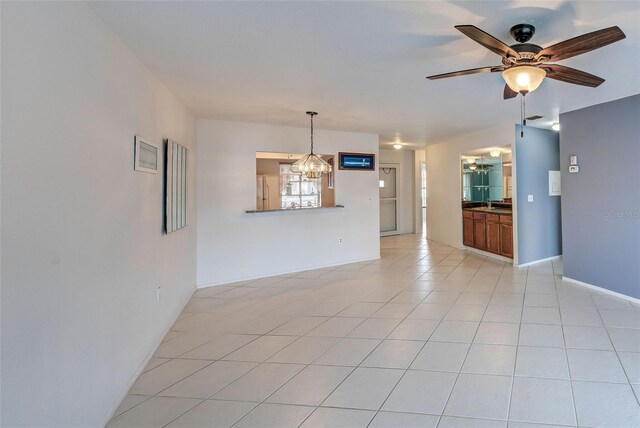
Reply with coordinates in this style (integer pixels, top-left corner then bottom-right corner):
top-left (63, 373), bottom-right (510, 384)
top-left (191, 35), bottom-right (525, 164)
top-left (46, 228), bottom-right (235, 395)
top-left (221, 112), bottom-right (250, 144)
top-left (164, 139), bottom-right (188, 234)
top-left (134, 136), bottom-right (158, 173)
top-left (338, 152), bottom-right (375, 171)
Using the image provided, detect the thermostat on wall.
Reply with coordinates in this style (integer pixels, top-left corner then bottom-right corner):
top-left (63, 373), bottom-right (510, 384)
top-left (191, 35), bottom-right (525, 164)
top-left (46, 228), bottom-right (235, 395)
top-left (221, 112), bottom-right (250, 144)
top-left (569, 155), bottom-right (579, 173)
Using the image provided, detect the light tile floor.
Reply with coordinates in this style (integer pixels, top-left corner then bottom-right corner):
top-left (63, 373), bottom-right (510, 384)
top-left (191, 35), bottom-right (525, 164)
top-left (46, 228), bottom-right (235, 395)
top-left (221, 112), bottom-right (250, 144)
top-left (109, 234), bottom-right (640, 427)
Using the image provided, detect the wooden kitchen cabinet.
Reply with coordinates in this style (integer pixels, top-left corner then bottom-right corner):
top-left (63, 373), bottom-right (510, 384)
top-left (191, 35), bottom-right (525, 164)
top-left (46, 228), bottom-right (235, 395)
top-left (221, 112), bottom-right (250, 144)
top-left (473, 219), bottom-right (486, 250)
top-left (463, 209), bottom-right (512, 259)
top-left (463, 218), bottom-right (474, 247)
top-left (500, 223), bottom-right (513, 258)
top-left (486, 221), bottom-right (501, 254)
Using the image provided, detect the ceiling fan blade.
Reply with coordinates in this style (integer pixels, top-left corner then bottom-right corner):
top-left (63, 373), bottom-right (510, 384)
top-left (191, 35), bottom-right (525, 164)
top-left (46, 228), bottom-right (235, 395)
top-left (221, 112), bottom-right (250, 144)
top-left (537, 26), bottom-right (625, 62)
top-left (427, 65), bottom-right (503, 80)
top-left (503, 84), bottom-right (518, 99)
top-left (542, 64), bottom-right (605, 87)
top-left (455, 25), bottom-right (520, 59)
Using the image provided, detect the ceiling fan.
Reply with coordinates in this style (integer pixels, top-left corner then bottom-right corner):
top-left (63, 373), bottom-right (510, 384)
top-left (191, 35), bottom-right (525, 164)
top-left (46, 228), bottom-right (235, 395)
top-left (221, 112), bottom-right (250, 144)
top-left (427, 24), bottom-right (626, 99)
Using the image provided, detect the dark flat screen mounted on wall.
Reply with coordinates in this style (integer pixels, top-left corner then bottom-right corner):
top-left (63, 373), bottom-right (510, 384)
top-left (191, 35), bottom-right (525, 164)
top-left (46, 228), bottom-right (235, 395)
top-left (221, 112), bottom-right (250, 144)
top-left (339, 152), bottom-right (376, 171)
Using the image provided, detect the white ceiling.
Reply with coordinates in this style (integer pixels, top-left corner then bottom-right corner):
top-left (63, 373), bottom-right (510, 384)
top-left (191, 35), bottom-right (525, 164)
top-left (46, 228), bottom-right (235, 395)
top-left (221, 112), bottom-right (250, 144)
top-left (89, 1), bottom-right (640, 149)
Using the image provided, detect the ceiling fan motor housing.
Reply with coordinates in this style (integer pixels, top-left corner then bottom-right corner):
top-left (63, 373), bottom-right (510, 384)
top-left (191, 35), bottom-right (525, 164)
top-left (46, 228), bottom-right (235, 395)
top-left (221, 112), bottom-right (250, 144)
top-left (510, 23), bottom-right (536, 43)
top-left (504, 43), bottom-right (544, 64)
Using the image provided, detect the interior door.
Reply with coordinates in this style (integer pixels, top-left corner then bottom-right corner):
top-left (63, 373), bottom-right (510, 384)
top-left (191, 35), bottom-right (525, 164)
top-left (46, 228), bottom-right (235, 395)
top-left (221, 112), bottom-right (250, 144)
top-left (380, 164), bottom-right (399, 236)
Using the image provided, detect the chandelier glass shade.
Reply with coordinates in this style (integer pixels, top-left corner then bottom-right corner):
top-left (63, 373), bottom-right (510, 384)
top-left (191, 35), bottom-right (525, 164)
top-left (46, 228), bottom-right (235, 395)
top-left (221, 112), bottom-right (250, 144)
top-left (291, 112), bottom-right (332, 178)
top-left (502, 65), bottom-right (546, 94)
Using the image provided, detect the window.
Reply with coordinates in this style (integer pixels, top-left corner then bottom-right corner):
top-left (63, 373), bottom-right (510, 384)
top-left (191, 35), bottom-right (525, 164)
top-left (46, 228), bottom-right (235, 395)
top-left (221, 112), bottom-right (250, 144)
top-left (280, 163), bottom-right (322, 209)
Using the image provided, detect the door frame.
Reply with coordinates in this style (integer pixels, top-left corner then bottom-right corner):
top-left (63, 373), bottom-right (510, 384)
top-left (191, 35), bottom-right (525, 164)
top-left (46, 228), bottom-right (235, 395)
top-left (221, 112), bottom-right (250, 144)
top-left (379, 162), bottom-right (401, 236)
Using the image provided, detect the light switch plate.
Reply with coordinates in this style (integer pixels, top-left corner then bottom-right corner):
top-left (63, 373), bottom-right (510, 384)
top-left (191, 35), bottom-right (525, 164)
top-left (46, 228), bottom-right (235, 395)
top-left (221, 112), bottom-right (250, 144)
top-left (528, 195), bottom-right (534, 202)
top-left (569, 165), bottom-right (579, 173)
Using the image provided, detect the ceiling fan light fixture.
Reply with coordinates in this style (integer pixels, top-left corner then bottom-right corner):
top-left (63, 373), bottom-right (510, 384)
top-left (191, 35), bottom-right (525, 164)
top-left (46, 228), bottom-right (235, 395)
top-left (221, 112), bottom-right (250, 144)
top-left (393, 143), bottom-right (403, 150)
top-left (469, 162), bottom-right (478, 171)
top-left (502, 66), bottom-right (546, 94)
top-left (552, 122), bottom-right (560, 131)
top-left (490, 149), bottom-right (501, 157)
top-left (291, 112), bottom-right (332, 179)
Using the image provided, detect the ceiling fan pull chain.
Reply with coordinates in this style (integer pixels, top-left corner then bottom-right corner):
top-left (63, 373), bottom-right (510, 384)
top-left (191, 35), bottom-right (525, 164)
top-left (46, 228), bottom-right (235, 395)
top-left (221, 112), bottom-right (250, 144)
top-left (520, 93), bottom-right (526, 138)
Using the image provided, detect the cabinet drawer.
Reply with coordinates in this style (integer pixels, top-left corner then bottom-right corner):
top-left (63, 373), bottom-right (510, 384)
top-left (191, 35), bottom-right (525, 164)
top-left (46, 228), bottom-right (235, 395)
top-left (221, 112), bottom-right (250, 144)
top-left (486, 213), bottom-right (500, 223)
top-left (500, 215), bottom-right (512, 224)
top-left (463, 210), bottom-right (473, 219)
top-left (473, 212), bottom-right (486, 220)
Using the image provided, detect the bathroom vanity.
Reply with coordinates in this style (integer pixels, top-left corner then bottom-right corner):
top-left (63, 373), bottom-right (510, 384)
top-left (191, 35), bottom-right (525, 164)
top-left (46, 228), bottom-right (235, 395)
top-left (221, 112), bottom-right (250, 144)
top-left (461, 147), bottom-right (513, 260)
top-left (463, 207), bottom-right (512, 258)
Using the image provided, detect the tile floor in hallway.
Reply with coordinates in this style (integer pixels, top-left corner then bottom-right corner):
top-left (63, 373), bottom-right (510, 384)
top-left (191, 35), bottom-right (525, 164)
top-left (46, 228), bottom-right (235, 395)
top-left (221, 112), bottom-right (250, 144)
top-left (109, 234), bottom-right (640, 427)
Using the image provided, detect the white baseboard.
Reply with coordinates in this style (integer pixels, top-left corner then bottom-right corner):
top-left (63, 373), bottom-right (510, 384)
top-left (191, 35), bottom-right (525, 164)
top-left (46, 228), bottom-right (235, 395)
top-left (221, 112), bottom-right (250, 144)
top-left (100, 286), bottom-right (195, 426)
top-left (517, 255), bottom-right (562, 268)
top-left (463, 246), bottom-right (513, 264)
top-left (562, 276), bottom-right (640, 305)
top-left (197, 256), bottom-right (381, 289)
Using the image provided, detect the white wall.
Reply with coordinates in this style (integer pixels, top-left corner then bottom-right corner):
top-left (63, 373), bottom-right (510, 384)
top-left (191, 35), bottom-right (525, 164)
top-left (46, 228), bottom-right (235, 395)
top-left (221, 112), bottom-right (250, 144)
top-left (1, 3), bottom-right (197, 426)
top-left (379, 149), bottom-right (415, 234)
top-left (425, 126), bottom-right (514, 248)
top-left (197, 120), bottom-right (379, 286)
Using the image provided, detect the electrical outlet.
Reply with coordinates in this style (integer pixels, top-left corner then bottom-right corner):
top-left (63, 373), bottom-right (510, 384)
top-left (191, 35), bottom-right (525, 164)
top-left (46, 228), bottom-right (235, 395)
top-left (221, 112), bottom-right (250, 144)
top-left (338, 237), bottom-right (343, 244)
top-left (156, 287), bottom-right (161, 302)
top-left (528, 195), bottom-right (534, 202)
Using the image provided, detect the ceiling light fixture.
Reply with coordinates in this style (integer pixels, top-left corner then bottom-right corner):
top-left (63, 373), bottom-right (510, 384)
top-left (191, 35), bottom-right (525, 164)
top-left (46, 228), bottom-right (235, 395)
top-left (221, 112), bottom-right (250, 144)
top-left (502, 65), bottom-right (546, 95)
top-left (490, 149), bottom-right (501, 157)
top-left (502, 66), bottom-right (546, 138)
top-left (469, 162), bottom-right (478, 171)
top-left (291, 112), bottom-right (332, 178)
top-left (552, 122), bottom-right (560, 131)
top-left (393, 143), bottom-right (403, 150)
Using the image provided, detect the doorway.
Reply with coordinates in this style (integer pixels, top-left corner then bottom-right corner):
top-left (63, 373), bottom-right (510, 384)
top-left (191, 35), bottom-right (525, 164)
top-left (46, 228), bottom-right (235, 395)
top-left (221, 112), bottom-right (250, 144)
top-left (421, 162), bottom-right (427, 236)
top-left (380, 163), bottom-right (400, 236)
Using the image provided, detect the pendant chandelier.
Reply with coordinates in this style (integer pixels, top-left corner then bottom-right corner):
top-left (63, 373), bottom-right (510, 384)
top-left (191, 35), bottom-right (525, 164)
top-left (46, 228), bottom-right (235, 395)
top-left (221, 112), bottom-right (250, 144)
top-left (291, 112), bottom-right (332, 178)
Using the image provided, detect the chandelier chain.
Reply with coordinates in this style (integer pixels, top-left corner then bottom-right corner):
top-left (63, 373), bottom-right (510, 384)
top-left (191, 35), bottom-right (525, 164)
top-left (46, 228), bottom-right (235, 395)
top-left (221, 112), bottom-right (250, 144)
top-left (310, 113), bottom-right (314, 154)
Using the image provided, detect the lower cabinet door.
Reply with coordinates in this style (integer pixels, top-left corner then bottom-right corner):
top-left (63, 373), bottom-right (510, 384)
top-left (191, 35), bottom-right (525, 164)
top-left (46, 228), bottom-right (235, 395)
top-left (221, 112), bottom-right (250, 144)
top-left (500, 223), bottom-right (513, 258)
top-left (473, 220), bottom-right (486, 250)
top-left (486, 221), bottom-right (501, 254)
top-left (463, 218), bottom-right (474, 247)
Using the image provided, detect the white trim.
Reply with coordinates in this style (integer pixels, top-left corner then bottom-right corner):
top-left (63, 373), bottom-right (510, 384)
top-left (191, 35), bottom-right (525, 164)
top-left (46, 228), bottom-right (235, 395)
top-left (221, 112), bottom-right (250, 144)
top-left (100, 287), bottom-right (194, 426)
top-left (510, 139), bottom-right (519, 265)
top-left (197, 256), bottom-right (381, 289)
top-left (463, 246), bottom-right (514, 264)
top-left (517, 255), bottom-right (562, 268)
top-left (562, 276), bottom-right (640, 304)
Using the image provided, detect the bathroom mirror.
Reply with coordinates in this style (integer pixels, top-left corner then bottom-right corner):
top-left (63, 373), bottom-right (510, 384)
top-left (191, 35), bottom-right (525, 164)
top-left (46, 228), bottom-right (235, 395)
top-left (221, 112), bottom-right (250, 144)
top-left (256, 152), bottom-right (335, 211)
top-left (461, 145), bottom-right (511, 203)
